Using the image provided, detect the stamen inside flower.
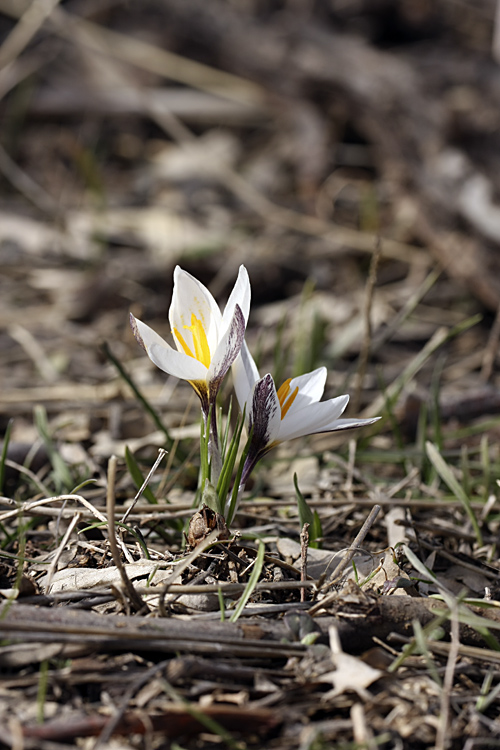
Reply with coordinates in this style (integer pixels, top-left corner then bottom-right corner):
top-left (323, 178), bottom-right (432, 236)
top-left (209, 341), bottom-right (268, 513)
top-left (173, 314), bottom-right (211, 368)
top-left (276, 378), bottom-right (299, 419)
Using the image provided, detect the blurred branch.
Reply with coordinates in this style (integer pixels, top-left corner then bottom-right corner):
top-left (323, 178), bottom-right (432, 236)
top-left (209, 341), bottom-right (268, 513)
top-left (0, 0), bottom-right (61, 71)
top-left (0, 140), bottom-right (61, 215)
top-left (0, 0), bottom-right (267, 106)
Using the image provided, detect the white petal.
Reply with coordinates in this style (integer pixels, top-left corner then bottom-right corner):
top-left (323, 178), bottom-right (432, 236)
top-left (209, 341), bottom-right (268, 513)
top-left (169, 266), bottom-right (221, 354)
top-left (324, 417), bottom-right (381, 431)
top-left (279, 395), bottom-right (350, 442)
top-left (149, 342), bottom-right (208, 381)
top-left (130, 314), bottom-right (171, 356)
top-left (222, 265), bottom-right (251, 329)
top-left (232, 340), bottom-right (260, 413)
top-left (249, 374), bottom-right (281, 448)
top-left (287, 367), bottom-right (327, 409)
top-left (130, 314), bottom-right (207, 380)
top-left (207, 305), bottom-right (246, 397)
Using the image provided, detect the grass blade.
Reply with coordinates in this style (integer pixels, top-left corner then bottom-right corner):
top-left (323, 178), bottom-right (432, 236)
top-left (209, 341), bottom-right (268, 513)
top-left (226, 425), bottom-right (253, 525)
top-left (217, 409), bottom-right (246, 517)
top-left (293, 472), bottom-right (322, 548)
top-left (34, 405), bottom-right (73, 492)
top-left (124, 446), bottom-right (158, 505)
top-left (363, 314), bottom-right (482, 419)
top-left (102, 341), bottom-right (173, 446)
top-left (426, 441), bottom-right (483, 547)
top-left (229, 540), bottom-right (265, 623)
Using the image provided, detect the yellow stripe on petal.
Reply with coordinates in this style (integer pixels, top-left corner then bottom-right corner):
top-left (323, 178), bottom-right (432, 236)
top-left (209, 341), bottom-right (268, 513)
top-left (173, 327), bottom-right (194, 358)
top-left (186, 314), bottom-right (211, 368)
top-left (280, 385), bottom-right (299, 419)
top-left (277, 378), bottom-right (291, 408)
top-left (277, 378), bottom-right (297, 418)
top-left (173, 314), bottom-right (211, 368)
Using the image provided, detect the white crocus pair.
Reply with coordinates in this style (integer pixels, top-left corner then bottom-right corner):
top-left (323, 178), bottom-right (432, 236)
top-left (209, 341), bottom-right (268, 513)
top-left (130, 265), bottom-right (379, 505)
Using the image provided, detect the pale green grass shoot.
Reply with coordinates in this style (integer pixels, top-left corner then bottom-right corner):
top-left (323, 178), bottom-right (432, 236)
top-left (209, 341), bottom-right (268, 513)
top-left (412, 618), bottom-right (442, 687)
top-left (125, 446), bottom-right (158, 505)
top-left (216, 408), bottom-right (246, 517)
top-left (34, 404), bottom-right (73, 492)
top-left (225, 426), bottom-right (254, 525)
top-left (430, 354), bottom-right (445, 452)
top-left (292, 277), bottom-right (326, 377)
top-left (294, 472), bottom-right (322, 548)
top-left (229, 540), bottom-right (265, 623)
top-left (476, 669), bottom-right (500, 713)
top-left (426, 441), bottom-right (483, 547)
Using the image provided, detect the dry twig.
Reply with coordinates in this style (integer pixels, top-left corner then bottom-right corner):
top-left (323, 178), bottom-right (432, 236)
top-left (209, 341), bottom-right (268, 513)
top-left (106, 456), bottom-right (148, 614)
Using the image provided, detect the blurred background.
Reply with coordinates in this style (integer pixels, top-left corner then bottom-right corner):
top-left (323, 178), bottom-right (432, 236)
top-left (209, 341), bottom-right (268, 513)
top-left (1, 0), bottom-right (500, 480)
top-left (3, 6), bottom-right (500, 744)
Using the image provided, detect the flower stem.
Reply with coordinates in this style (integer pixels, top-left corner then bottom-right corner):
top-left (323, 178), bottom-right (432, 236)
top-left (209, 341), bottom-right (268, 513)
top-left (207, 405), bottom-right (222, 487)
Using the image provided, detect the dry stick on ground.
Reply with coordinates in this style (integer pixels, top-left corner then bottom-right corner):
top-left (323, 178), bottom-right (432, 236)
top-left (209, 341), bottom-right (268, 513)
top-left (300, 523), bottom-right (309, 604)
top-left (351, 702), bottom-right (377, 750)
top-left (310, 504), bottom-right (381, 615)
top-left (96, 494), bottom-right (490, 515)
top-left (92, 660), bottom-right (170, 750)
top-left (435, 602), bottom-right (461, 750)
top-left (106, 455), bottom-right (148, 614)
top-left (121, 448), bottom-right (167, 524)
top-left (18, 580), bottom-right (315, 610)
top-left (3, 591), bottom-right (499, 656)
top-left (0, 494), bottom-right (110, 530)
top-left (393, 636), bottom-right (500, 668)
top-left (158, 528), bottom-right (222, 617)
top-left (44, 511), bottom-right (81, 594)
top-left (416, 540), bottom-right (500, 582)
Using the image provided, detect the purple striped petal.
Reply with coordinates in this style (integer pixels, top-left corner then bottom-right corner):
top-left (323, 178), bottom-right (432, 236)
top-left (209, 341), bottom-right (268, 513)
top-left (249, 374), bottom-right (281, 450)
top-left (208, 304), bottom-right (246, 401)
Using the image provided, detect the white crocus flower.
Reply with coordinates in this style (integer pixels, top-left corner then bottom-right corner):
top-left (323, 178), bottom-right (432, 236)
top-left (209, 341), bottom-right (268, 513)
top-left (130, 264), bottom-right (251, 429)
top-left (233, 342), bottom-right (380, 487)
